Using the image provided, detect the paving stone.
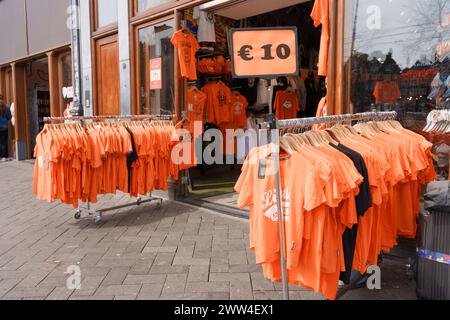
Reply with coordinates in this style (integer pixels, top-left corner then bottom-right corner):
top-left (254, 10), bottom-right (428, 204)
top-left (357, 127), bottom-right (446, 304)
top-left (96, 284), bottom-right (141, 297)
top-left (209, 273), bottom-right (250, 282)
top-left (3, 286), bottom-right (55, 299)
top-left (137, 283), bottom-right (164, 300)
top-left (230, 281), bottom-right (253, 300)
top-left (123, 274), bottom-right (166, 285)
top-left (101, 267), bottom-right (130, 286)
top-left (173, 257), bottom-right (210, 266)
top-left (185, 281), bottom-right (230, 293)
top-left (45, 287), bottom-right (74, 300)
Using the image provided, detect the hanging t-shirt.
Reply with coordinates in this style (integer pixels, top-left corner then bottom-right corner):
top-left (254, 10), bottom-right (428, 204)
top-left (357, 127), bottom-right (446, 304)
top-left (202, 82), bottom-right (233, 124)
top-left (231, 92), bottom-right (249, 129)
top-left (274, 91), bottom-right (300, 120)
top-left (373, 80), bottom-right (401, 104)
top-left (193, 7), bottom-right (216, 43)
top-left (171, 30), bottom-right (200, 80)
top-left (311, 0), bottom-right (330, 76)
top-left (187, 88), bottom-right (207, 134)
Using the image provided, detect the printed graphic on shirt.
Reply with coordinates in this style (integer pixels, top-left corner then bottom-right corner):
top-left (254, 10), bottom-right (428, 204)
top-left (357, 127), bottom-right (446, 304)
top-left (261, 188), bottom-right (291, 222)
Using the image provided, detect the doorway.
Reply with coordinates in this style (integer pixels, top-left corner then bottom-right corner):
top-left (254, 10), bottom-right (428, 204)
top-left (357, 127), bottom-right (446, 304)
top-left (26, 57), bottom-right (50, 155)
top-left (95, 34), bottom-right (120, 116)
top-left (179, 1), bottom-right (323, 214)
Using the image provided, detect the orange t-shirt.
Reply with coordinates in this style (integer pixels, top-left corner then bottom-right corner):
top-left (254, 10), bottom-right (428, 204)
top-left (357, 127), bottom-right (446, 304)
top-left (171, 30), bottom-right (200, 80)
top-left (373, 80), bottom-right (401, 104)
top-left (231, 93), bottom-right (249, 129)
top-left (274, 91), bottom-right (299, 120)
top-left (187, 88), bottom-right (207, 134)
top-left (311, 0), bottom-right (330, 76)
top-left (202, 82), bottom-right (233, 124)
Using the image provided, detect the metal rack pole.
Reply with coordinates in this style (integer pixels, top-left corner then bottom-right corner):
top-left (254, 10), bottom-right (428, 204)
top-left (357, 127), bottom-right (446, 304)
top-left (266, 114), bottom-right (290, 301)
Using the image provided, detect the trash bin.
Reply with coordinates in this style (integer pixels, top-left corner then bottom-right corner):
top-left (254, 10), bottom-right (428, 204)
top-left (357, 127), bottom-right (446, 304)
top-left (416, 182), bottom-right (450, 300)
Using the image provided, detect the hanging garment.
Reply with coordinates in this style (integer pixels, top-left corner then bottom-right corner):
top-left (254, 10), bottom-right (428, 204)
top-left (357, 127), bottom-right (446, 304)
top-left (231, 92), bottom-right (249, 129)
top-left (187, 87), bottom-right (207, 135)
top-left (373, 80), bottom-right (401, 104)
top-left (274, 91), bottom-right (300, 120)
top-left (171, 30), bottom-right (200, 80)
top-left (311, 0), bottom-right (330, 76)
top-left (202, 82), bottom-right (233, 124)
top-left (235, 120), bottom-right (436, 300)
top-left (193, 7), bottom-right (216, 43)
top-left (33, 121), bottom-right (180, 208)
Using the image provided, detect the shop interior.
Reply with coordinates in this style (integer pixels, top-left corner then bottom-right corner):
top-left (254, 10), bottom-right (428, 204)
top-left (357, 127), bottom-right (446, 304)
top-left (26, 57), bottom-right (50, 155)
top-left (178, 0), bottom-right (326, 212)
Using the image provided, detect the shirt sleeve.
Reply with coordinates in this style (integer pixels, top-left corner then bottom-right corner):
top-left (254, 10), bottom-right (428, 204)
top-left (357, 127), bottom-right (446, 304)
top-left (311, 0), bottom-right (323, 28)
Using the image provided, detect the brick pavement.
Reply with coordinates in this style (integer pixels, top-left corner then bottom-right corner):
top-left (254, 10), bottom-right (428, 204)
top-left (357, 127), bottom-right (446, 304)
top-left (0, 161), bottom-right (417, 300)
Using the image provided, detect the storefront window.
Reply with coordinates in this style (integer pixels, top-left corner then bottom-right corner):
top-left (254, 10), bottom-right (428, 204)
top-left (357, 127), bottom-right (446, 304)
top-left (136, 0), bottom-right (174, 13)
top-left (97, 0), bottom-right (118, 28)
top-left (138, 20), bottom-right (175, 115)
top-left (344, 0), bottom-right (450, 126)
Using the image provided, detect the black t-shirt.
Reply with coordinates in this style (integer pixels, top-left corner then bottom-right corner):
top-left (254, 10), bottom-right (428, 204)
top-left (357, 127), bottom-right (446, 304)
top-left (330, 143), bottom-right (372, 285)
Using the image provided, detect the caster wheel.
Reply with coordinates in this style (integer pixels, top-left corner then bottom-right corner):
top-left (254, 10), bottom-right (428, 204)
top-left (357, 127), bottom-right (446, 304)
top-left (93, 215), bottom-right (102, 223)
top-left (157, 200), bottom-right (163, 208)
top-left (74, 211), bottom-right (81, 220)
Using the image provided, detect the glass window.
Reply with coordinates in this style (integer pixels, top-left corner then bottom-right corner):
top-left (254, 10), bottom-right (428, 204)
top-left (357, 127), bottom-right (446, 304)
top-left (344, 0), bottom-right (450, 126)
top-left (97, 0), bottom-right (118, 28)
top-left (61, 54), bottom-right (73, 89)
top-left (136, 0), bottom-right (174, 13)
top-left (138, 20), bottom-right (175, 115)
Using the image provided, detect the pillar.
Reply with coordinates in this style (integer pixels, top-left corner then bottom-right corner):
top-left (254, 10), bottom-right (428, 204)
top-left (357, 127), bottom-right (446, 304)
top-left (118, 0), bottom-right (132, 115)
top-left (79, 0), bottom-right (93, 116)
top-left (47, 51), bottom-right (61, 117)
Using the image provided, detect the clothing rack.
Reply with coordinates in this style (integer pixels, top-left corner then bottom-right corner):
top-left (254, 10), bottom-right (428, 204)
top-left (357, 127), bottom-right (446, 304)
top-left (43, 114), bottom-right (174, 123)
top-left (43, 114), bottom-right (175, 223)
top-left (259, 111), bottom-right (398, 301)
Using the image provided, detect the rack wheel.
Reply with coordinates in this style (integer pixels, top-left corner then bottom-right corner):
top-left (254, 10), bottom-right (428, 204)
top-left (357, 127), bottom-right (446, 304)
top-left (93, 214), bottom-right (102, 223)
top-left (157, 199), bottom-right (163, 208)
top-left (74, 211), bottom-right (82, 220)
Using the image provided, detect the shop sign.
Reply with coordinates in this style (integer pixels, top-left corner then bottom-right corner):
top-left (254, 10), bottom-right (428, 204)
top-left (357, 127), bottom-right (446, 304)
top-left (230, 27), bottom-right (299, 79)
top-left (150, 57), bottom-right (162, 90)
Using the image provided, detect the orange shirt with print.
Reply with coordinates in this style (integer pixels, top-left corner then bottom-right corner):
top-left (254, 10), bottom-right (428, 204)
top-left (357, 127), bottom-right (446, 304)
top-left (187, 88), bottom-right (207, 134)
top-left (274, 91), bottom-right (299, 120)
top-left (231, 93), bottom-right (249, 129)
top-left (171, 30), bottom-right (200, 80)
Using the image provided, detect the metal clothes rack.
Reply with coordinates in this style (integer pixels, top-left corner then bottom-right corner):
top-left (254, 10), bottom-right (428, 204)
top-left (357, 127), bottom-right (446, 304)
top-left (43, 114), bottom-right (175, 223)
top-left (259, 111), bottom-right (398, 301)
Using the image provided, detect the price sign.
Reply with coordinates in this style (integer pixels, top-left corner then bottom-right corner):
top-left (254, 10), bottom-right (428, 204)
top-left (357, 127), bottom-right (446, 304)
top-left (230, 27), bottom-right (299, 78)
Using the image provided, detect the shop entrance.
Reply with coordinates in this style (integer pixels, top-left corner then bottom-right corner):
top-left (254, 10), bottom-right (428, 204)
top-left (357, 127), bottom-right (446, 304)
top-left (179, 0), bottom-right (325, 215)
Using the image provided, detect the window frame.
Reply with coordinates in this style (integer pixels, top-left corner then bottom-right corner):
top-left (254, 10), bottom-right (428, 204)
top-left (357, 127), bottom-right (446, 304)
top-left (92, 0), bottom-right (119, 35)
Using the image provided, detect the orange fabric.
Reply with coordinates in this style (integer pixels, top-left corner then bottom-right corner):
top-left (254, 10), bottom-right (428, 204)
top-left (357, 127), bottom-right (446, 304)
top-left (373, 80), bottom-right (401, 104)
top-left (311, 0), bottom-right (330, 76)
top-left (231, 92), bottom-right (249, 129)
top-left (235, 123), bottom-right (436, 300)
top-left (187, 88), bottom-right (207, 135)
top-left (171, 30), bottom-right (200, 80)
top-left (33, 122), bottom-right (180, 208)
top-left (202, 82), bottom-right (233, 124)
top-left (274, 91), bottom-right (299, 120)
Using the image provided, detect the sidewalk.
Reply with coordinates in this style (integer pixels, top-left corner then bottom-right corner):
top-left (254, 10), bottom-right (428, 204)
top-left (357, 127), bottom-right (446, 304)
top-left (0, 161), bottom-right (417, 300)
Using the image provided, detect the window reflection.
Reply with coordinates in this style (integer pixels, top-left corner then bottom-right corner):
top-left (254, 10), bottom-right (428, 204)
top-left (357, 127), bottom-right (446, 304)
top-left (97, 0), bottom-right (118, 28)
top-left (138, 20), bottom-right (175, 115)
top-left (345, 0), bottom-right (450, 127)
top-left (137, 0), bottom-right (173, 13)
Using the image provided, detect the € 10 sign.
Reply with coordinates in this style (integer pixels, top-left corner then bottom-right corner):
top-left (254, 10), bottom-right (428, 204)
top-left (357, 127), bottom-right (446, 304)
top-left (230, 27), bottom-right (299, 79)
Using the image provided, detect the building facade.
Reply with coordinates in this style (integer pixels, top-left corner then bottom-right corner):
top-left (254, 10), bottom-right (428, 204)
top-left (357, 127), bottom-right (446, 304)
top-left (0, 0), bottom-right (72, 160)
top-left (1, 0), bottom-right (449, 164)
